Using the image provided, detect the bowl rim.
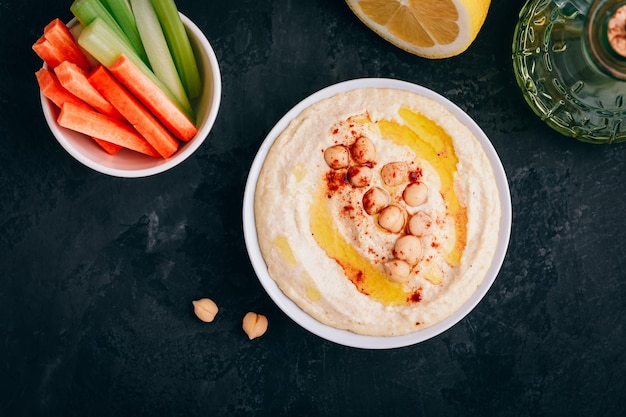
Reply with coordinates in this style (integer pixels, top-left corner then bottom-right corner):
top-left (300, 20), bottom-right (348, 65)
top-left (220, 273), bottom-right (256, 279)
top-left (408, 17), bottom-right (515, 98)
top-left (40, 13), bottom-right (222, 178)
top-left (242, 78), bottom-right (512, 349)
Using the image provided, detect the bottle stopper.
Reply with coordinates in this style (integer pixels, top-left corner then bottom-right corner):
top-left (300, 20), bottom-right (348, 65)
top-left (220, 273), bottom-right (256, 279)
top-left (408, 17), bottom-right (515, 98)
top-left (608, 5), bottom-right (626, 58)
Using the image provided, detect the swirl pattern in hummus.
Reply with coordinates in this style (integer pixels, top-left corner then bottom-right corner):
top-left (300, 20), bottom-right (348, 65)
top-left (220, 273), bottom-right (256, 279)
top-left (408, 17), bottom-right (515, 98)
top-left (254, 88), bottom-right (501, 336)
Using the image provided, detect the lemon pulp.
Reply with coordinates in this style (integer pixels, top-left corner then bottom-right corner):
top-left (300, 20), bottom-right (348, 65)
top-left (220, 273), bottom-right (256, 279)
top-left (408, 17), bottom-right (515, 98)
top-left (345, 0), bottom-right (491, 59)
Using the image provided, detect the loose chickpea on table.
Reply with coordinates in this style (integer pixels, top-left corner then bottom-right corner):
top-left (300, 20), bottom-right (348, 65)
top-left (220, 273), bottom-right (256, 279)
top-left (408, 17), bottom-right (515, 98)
top-left (192, 298), bottom-right (269, 340)
top-left (192, 298), bottom-right (219, 322)
top-left (242, 312), bottom-right (268, 340)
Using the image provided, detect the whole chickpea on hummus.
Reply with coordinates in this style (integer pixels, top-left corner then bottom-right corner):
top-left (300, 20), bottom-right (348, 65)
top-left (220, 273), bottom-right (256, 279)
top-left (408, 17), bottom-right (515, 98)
top-left (254, 88), bottom-right (501, 337)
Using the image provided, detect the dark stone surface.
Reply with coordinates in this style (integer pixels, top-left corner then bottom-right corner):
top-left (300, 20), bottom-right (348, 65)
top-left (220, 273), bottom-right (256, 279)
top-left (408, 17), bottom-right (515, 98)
top-left (1, 0), bottom-right (625, 415)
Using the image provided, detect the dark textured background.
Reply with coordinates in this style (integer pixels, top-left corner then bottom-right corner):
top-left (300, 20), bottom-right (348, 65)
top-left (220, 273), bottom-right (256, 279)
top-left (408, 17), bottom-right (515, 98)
top-left (1, 0), bottom-right (625, 415)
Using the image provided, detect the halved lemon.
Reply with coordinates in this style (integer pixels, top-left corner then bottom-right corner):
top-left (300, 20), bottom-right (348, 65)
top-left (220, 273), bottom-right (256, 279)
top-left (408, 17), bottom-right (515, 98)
top-left (345, 0), bottom-right (491, 59)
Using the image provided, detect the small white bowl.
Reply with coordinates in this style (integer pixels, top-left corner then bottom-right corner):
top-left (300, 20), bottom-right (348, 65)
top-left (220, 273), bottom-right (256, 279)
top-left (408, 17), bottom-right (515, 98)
top-left (243, 78), bottom-right (512, 349)
top-left (40, 14), bottom-right (221, 178)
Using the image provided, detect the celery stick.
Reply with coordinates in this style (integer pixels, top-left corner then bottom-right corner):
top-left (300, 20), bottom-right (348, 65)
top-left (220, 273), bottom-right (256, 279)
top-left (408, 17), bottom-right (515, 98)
top-left (150, 0), bottom-right (202, 99)
top-left (100, 0), bottom-right (147, 63)
top-left (70, 0), bottom-right (148, 65)
top-left (78, 18), bottom-right (194, 119)
top-left (129, 0), bottom-right (190, 120)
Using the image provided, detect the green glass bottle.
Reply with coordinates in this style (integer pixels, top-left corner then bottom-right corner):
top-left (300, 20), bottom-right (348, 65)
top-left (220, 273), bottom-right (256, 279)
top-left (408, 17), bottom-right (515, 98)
top-left (512, 0), bottom-right (626, 143)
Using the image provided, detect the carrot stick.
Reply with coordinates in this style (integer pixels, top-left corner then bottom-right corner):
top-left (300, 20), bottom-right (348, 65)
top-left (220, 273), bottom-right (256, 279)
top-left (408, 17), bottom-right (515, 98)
top-left (92, 138), bottom-right (124, 154)
top-left (55, 61), bottom-right (123, 120)
top-left (43, 18), bottom-right (92, 71)
top-left (58, 102), bottom-right (160, 158)
top-left (36, 68), bottom-right (123, 154)
top-left (32, 36), bottom-right (66, 70)
top-left (109, 54), bottom-right (198, 141)
top-left (88, 66), bottom-right (180, 158)
top-left (36, 68), bottom-right (90, 110)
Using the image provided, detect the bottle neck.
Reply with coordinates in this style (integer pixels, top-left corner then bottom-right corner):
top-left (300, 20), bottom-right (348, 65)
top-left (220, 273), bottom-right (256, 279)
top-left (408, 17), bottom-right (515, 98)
top-left (586, 0), bottom-right (626, 80)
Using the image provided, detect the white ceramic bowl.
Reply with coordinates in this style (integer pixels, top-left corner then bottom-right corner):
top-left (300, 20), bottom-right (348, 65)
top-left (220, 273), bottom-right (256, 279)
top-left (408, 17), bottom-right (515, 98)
top-left (40, 14), bottom-right (221, 178)
top-left (243, 78), bottom-right (512, 349)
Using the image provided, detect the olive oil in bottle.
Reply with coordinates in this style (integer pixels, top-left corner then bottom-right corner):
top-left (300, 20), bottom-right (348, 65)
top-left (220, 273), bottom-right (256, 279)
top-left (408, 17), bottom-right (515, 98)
top-left (513, 0), bottom-right (626, 143)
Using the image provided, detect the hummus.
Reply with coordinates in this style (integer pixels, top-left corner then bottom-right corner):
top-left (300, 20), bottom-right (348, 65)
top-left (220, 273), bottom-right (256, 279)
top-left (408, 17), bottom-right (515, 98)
top-left (254, 88), bottom-right (501, 336)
